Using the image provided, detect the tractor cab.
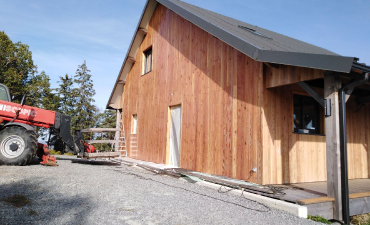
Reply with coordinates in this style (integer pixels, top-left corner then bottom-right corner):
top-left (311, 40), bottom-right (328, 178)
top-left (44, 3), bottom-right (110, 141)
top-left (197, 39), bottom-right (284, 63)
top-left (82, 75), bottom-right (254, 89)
top-left (0, 84), bottom-right (11, 102)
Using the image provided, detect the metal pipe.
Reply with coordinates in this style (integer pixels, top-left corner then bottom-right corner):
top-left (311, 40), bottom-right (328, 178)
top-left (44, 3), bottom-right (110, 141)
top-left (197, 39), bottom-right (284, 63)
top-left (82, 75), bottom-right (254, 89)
top-left (338, 73), bottom-right (369, 224)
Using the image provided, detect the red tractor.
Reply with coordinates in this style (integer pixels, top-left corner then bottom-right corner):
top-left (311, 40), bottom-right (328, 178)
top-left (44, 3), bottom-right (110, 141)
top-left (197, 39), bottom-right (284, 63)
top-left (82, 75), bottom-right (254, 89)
top-left (0, 83), bottom-right (78, 165)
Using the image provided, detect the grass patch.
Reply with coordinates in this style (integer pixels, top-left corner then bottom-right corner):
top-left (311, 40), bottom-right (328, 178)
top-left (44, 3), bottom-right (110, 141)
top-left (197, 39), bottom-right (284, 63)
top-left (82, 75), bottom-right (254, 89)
top-left (49, 149), bottom-right (74, 156)
top-left (307, 215), bottom-right (331, 224)
top-left (1, 194), bottom-right (30, 208)
top-left (49, 149), bottom-right (62, 155)
top-left (351, 213), bottom-right (370, 225)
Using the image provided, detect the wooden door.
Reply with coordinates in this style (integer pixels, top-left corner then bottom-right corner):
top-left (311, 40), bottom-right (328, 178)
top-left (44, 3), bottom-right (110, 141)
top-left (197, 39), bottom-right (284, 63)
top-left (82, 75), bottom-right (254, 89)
top-left (169, 105), bottom-right (182, 167)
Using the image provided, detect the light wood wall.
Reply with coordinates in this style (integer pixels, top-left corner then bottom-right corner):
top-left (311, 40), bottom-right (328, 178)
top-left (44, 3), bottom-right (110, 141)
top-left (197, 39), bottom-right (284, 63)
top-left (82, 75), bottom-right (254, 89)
top-left (120, 4), bottom-right (370, 185)
top-left (346, 96), bottom-right (370, 179)
top-left (261, 84), bottom-right (327, 184)
top-left (121, 4), bottom-right (263, 183)
top-left (262, 75), bottom-right (370, 184)
top-left (265, 65), bottom-right (325, 88)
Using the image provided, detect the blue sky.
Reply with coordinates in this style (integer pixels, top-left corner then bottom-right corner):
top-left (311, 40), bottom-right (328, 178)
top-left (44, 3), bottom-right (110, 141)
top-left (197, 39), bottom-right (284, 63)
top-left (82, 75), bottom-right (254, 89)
top-left (1, 0), bottom-right (369, 110)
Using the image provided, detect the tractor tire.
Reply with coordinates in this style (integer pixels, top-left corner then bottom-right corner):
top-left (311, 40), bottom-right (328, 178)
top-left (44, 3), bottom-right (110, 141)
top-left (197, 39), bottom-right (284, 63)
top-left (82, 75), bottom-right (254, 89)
top-left (0, 126), bottom-right (38, 166)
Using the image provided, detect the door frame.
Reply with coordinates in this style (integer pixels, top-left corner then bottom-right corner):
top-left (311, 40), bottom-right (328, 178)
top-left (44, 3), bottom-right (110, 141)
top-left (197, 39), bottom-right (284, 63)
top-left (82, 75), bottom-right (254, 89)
top-left (166, 104), bottom-right (182, 166)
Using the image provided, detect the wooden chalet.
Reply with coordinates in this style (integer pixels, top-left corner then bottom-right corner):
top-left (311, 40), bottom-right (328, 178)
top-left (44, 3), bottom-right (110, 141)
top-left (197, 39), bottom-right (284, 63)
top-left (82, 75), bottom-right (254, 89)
top-left (107, 0), bottom-right (370, 221)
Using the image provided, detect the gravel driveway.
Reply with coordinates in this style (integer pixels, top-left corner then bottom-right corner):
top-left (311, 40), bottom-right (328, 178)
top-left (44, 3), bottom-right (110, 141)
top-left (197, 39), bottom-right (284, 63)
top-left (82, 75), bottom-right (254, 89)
top-left (0, 155), bottom-right (321, 225)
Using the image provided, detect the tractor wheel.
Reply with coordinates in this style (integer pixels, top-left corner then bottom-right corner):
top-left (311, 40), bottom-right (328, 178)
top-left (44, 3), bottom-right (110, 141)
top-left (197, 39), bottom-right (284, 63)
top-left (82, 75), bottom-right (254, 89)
top-left (0, 126), bottom-right (38, 166)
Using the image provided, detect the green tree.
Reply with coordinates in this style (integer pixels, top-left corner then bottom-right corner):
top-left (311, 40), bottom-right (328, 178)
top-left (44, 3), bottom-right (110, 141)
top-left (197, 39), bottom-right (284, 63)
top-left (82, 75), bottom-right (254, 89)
top-left (0, 31), bottom-right (37, 102)
top-left (73, 60), bottom-right (97, 131)
top-left (27, 71), bottom-right (61, 139)
top-left (95, 109), bottom-right (116, 128)
top-left (56, 74), bottom-right (76, 116)
top-left (27, 71), bottom-right (60, 110)
top-left (92, 109), bottom-right (117, 150)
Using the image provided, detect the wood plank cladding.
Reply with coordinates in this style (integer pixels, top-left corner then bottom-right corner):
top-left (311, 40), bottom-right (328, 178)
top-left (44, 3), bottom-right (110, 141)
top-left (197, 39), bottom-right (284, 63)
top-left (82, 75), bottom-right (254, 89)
top-left (121, 4), bottom-right (263, 183)
top-left (346, 96), bottom-right (370, 179)
top-left (120, 4), bottom-right (370, 185)
top-left (265, 65), bottom-right (325, 88)
top-left (261, 83), bottom-right (370, 184)
top-left (261, 85), bottom-right (327, 184)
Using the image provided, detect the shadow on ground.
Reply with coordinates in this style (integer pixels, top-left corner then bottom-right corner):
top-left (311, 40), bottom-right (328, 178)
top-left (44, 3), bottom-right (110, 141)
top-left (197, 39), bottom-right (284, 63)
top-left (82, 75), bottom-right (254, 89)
top-left (0, 178), bottom-right (92, 224)
top-left (55, 156), bottom-right (120, 166)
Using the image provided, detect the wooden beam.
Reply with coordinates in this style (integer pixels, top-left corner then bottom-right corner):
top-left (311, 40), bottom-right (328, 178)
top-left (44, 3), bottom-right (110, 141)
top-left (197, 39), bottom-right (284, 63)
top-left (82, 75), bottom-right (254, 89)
top-left (127, 56), bottom-right (136, 63)
top-left (299, 192), bottom-right (370, 205)
top-left (324, 74), bottom-right (342, 220)
top-left (138, 27), bottom-right (148, 35)
top-left (80, 128), bottom-right (120, 132)
top-left (81, 152), bottom-right (121, 158)
top-left (345, 87), bottom-right (354, 103)
top-left (85, 140), bottom-right (120, 144)
top-left (351, 68), bottom-right (363, 74)
top-left (118, 80), bottom-right (126, 85)
top-left (297, 197), bottom-right (335, 205)
top-left (349, 192), bottom-right (370, 199)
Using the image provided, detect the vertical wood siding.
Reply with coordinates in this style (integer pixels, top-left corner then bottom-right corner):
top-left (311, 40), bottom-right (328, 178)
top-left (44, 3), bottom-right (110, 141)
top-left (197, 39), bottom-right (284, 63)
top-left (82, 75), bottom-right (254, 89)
top-left (262, 72), bottom-right (370, 184)
top-left (261, 84), bottom-right (327, 184)
top-left (346, 97), bottom-right (370, 179)
top-left (121, 4), bottom-right (263, 183)
top-left (120, 4), bottom-right (369, 185)
top-left (265, 65), bottom-right (325, 88)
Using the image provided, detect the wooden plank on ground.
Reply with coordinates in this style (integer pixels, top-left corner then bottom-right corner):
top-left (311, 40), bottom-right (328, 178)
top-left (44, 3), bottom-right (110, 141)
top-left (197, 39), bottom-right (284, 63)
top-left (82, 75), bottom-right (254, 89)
top-left (349, 192), bottom-right (370, 199)
top-left (297, 196), bottom-right (335, 205)
top-left (85, 140), bottom-right (120, 144)
top-left (83, 152), bottom-right (121, 158)
top-left (81, 128), bottom-right (120, 132)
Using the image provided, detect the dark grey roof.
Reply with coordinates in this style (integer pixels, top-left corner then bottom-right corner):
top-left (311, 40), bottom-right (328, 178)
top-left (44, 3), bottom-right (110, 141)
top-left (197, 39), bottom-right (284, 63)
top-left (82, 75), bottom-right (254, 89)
top-left (158, 0), bottom-right (355, 73)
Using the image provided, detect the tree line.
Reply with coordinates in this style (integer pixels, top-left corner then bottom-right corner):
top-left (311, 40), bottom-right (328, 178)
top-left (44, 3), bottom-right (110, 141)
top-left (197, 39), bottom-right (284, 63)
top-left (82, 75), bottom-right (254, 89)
top-left (0, 31), bottom-right (116, 148)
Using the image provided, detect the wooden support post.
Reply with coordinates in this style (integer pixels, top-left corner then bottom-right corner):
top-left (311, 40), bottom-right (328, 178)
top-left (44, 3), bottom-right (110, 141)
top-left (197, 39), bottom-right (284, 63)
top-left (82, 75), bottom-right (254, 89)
top-left (115, 109), bottom-right (121, 152)
top-left (324, 74), bottom-right (342, 220)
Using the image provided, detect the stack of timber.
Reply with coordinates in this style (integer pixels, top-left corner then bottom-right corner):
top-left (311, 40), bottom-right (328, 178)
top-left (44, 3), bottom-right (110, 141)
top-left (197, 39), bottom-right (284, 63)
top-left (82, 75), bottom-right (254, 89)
top-left (79, 128), bottom-right (123, 159)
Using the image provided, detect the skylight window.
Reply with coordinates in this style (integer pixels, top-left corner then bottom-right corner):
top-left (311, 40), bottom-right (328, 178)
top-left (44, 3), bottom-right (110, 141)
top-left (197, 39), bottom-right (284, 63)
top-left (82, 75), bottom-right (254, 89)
top-left (238, 25), bottom-right (272, 39)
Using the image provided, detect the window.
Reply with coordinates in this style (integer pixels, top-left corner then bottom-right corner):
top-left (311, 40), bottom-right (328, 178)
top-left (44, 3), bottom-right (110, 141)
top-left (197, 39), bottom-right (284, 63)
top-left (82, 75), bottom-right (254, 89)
top-left (0, 85), bottom-right (10, 101)
top-left (293, 94), bottom-right (321, 134)
top-left (131, 114), bottom-right (138, 134)
top-left (143, 47), bottom-right (152, 74)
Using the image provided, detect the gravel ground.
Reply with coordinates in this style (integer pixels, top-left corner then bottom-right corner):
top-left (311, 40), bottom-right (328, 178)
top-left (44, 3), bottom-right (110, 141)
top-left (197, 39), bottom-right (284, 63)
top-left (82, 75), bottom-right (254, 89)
top-left (0, 155), bottom-right (322, 225)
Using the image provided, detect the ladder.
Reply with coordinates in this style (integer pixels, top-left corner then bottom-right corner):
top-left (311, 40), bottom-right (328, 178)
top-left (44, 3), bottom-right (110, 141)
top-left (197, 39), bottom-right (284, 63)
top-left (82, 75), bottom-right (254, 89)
top-left (118, 121), bottom-right (127, 157)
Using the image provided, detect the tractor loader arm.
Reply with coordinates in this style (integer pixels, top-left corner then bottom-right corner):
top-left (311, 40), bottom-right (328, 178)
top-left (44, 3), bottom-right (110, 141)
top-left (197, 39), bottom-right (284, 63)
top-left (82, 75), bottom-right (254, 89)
top-left (53, 113), bottom-right (79, 154)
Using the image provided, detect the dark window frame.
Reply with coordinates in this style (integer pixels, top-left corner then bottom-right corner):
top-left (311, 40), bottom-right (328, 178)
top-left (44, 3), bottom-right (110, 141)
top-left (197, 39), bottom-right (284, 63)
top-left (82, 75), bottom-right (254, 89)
top-left (143, 47), bottom-right (152, 75)
top-left (293, 94), bottom-right (321, 134)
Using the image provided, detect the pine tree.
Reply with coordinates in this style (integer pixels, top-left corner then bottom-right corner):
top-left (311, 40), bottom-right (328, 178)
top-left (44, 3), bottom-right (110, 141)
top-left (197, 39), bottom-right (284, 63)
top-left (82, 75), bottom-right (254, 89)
top-left (56, 74), bottom-right (75, 116)
top-left (27, 71), bottom-right (60, 110)
top-left (73, 60), bottom-right (97, 131)
top-left (95, 109), bottom-right (116, 128)
top-left (93, 109), bottom-right (117, 150)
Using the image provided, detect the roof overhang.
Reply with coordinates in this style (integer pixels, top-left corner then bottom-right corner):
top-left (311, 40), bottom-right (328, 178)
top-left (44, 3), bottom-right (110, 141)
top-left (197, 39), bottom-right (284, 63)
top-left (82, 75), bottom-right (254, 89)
top-left (157, 0), bottom-right (355, 73)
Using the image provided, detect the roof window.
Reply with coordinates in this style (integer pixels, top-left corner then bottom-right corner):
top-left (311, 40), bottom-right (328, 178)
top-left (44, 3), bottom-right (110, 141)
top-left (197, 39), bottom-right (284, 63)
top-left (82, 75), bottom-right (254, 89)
top-left (238, 25), bottom-right (272, 39)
